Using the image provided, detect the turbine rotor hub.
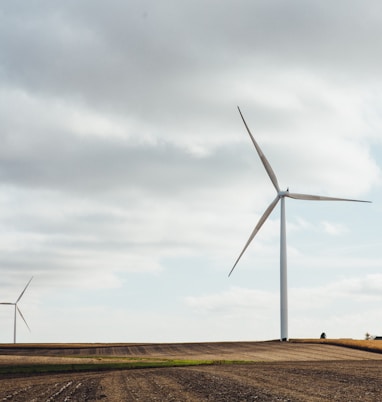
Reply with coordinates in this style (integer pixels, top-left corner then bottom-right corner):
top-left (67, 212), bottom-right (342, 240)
top-left (278, 189), bottom-right (289, 197)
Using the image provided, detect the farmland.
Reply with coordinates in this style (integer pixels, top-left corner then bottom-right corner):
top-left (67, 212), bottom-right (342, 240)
top-left (1, 339), bottom-right (382, 401)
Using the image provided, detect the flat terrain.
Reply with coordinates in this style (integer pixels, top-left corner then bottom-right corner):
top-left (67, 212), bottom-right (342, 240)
top-left (1, 340), bottom-right (382, 401)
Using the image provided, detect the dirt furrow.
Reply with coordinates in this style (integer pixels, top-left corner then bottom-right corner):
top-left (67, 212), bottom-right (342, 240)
top-left (2, 362), bottom-right (382, 401)
top-left (163, 368), bottom-right (282, 401)
top-left (98, 370), bottom-right (201, 401)
top-left (187, 362), bottom-right (382, 402)
top-left (0, 374), bottom-right (100, 402)
top-left (3, 341), bottom-right (382, 362)
top-left (189, 364), bottom-right (332, 401)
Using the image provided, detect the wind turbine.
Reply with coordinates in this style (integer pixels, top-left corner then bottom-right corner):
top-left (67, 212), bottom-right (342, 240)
top-left (229, 107), bottom-right (370, 341)
top-left (0, 277), bottom-right (33, 343)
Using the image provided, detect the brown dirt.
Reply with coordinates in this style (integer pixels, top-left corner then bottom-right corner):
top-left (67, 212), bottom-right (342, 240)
top-left (1, 341), bottom-right (382, 401)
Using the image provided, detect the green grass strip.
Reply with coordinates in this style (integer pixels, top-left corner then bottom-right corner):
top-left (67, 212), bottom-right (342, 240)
top-left (0, 359), bottom-right (250, 375)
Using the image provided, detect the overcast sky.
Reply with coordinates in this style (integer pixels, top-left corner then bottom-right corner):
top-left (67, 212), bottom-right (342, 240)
top-left (0, 0), bottom-right (381, 343)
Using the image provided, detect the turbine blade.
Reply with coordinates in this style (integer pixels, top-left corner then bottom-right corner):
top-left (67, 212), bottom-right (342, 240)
top-left (0, 302), bottom-right (15, 305)
top-left (238, 106), bottom-right (280, 192)
top-left (17, 306), bottom-right (30, 332)
top-left (229, 196), bottom-right (279, 277)
top-left (287, 192), bottom-right (371, 202)
top-left (16, 276), bottom-right (33, 303)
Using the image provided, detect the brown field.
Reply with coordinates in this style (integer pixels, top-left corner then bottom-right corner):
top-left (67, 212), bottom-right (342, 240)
top-left (1, 339), bottom-right (382, 401)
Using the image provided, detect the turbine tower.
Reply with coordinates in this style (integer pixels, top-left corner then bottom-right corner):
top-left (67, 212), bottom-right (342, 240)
top-left (229, 107), bottom-right (370, 341)
top-left (0, 277), bottom-right (33, 343)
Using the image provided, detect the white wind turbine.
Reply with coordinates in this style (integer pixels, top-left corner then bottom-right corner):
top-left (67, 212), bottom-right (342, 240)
top-left (0, 277), bottom-right (33, 343)
top-left (229, 107), bottom-right (370, 341)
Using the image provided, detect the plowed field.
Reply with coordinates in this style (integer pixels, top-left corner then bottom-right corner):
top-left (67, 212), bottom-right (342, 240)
top-left (1, 341), bottom-right (382, 401)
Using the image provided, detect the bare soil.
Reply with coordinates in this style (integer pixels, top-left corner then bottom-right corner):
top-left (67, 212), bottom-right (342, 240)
top-left (1, 341), bottom-right (382, 401)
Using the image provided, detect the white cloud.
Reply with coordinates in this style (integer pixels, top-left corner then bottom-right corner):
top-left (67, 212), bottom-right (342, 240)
top-left (184, 274), bottom-right (382, 340)
top-left (186, 287), bottom-right (276, 314)
top-left (321, 221), bottom-right (348, 236)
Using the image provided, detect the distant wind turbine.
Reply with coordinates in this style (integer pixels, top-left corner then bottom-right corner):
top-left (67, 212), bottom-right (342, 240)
top-left (229, 107), bottom-right (370, 341)
top-left (0, 277), bottom-right (33, 343)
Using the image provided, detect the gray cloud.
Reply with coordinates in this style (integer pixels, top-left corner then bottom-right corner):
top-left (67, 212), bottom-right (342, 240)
top-left (0, 128), bottom-right (252, 195)
top-left (2, 1), bottom-right (382, 115)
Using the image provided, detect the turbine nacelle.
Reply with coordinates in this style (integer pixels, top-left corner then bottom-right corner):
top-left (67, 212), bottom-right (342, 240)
top-left (278, 189), bottom-right (290, 197)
